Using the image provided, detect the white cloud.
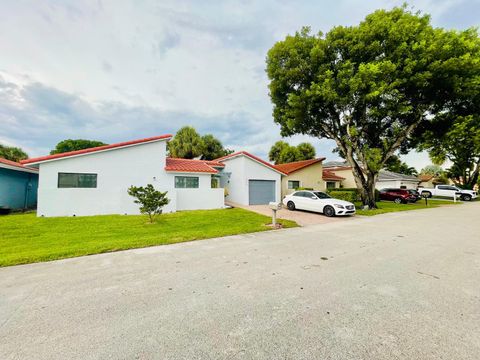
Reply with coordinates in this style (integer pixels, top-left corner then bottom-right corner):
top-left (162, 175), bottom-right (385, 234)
top-left (0, 0), bottom-right (474, 168)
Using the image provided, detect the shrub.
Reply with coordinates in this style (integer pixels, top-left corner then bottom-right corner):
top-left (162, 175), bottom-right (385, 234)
top-left (296, 187), bottom-right (314, 191)
top-left (328, 188), bottom-right (380, 203)
top-left (327, 190), bottom-right (358, 202)
top-left (127, 184), bottom-right (170, 223)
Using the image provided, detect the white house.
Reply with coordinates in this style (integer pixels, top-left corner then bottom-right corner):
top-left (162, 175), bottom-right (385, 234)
top-left (21, 135), bottom-right (225, 217)
top-left (215, 151), bottom-right (286, 206)
top-left (376, 170), bottom-right (421, 190)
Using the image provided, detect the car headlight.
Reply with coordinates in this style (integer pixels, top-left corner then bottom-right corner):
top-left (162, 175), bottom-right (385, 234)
top-left (333, 204), bottom-right (345, 209)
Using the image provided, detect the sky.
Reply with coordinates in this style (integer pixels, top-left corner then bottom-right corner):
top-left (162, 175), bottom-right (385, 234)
top-left (1, 0), bottom-right (479, 169)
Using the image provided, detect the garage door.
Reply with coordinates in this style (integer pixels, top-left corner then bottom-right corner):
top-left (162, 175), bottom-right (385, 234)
top-left (248, 180), bottom-right (276, 205)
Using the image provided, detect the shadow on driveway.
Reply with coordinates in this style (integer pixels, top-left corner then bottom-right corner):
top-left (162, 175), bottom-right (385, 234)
top-left (227, 202), bottom-right (357, 226)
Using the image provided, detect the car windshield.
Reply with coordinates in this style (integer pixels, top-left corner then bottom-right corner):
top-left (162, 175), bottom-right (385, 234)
top-left (313, 191), bottom-right (331, 199)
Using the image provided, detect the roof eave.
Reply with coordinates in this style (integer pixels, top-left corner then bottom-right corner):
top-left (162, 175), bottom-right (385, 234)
top-left (22, 136), bottom-right (172, 166)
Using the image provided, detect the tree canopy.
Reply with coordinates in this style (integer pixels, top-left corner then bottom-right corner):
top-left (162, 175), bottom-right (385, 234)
top-left (268, 141), bottom-right (316, 164)
top-left (266, 6), bottom-right (480, 208)
top-left (0, 144), bottom-right (28, 162)
top-left (419, 115), bottom-right (480, 189)
top-left (50, 139), bottom-right (107, 155)
top-left (168, 126), bottom-right (233, 160)
top-left (384, 155), bottom-right (418, 176)
top-left (420, 164), bottom-right (445, 177)
top-left (200, 134), bottom-right (234, 160)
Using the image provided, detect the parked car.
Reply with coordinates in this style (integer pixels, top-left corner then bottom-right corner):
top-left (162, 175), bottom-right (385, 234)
top-left (379, 188), bottom-right (418, 204)
top-left (408, 189), bottom-right (422, 202)
top-left (283, 190), bottom-right (355, 217)
top-left (419, 185), bottom-right (477, 201)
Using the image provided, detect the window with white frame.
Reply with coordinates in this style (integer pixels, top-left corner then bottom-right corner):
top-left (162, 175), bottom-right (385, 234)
top-left (326, 181), bottom-right (336, 189)
top-left (175, 176), bottom-right (199, 188)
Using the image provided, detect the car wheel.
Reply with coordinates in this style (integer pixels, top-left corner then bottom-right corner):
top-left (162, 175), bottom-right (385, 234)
top-left (461, 194), bottom-right (472, 201)
top-left (287, 201), bottom-right (296, 211)
top-left (394, 198), bottom-right (403, 204)
top-left (323, 205), bottom-right (335, 217)
top-left (422, 191), bottom-right (432, 198)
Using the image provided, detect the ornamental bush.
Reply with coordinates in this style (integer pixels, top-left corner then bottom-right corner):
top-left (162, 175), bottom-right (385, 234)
top-left (127, 184), bottom-right (170, 223)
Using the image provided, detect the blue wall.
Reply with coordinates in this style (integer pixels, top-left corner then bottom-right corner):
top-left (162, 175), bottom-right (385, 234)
top-left (0, 168), bottom-right (38, 210)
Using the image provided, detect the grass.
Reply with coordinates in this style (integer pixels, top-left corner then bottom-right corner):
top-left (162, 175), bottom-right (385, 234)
top-left (355, 199), bottom-right (459, 216)
top-left (0, 208), bottom-right (297, 267)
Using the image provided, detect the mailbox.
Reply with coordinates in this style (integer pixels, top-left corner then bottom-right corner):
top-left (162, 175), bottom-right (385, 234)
top-left (269, 202), bottom-right (282, 210)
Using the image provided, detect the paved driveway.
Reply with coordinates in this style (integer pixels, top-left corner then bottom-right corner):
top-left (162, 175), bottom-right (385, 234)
top-left (1, 202), bottom-right (479, 359)
top-left (229, 202), bottom-right (356, 226)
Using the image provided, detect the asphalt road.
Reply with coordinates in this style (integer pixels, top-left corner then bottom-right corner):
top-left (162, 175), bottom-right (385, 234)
top-left (1, 202), bottom-right (479, 359)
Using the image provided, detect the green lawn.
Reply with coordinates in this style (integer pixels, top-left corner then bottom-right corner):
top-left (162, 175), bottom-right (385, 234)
top-left (0, 208), bottom-right (297, 267)
top-left (355, 199), bottom-right (459, 216)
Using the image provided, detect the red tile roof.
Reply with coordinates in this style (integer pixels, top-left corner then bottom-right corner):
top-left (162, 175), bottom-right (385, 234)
top-left (165, 158), bottom-right (224, 173)
top-left (21, 134), bottom-right (173, 165)
top-left (273, 158), bottom-right (325, 175)
top-left (322, 170), bottom-right (345, 181)
top-left (215, 151), bottom-right (286, 175)
top-left (0, 157), bottom-right (38, 172)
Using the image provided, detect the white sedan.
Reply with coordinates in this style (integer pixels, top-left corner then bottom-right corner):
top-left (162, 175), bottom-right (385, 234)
top-left (282, 190), bottom-right (356, 217)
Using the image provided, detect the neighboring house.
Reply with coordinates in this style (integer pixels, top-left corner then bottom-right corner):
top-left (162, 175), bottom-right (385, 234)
top-left (0, 158), bottom-right (39, 210)
top-left (418, 174), bottom-right (453, 188)
top-left (273, 158), bottom-right (326, 197)
top-left (322, 170), bottom-right (345, 190)
top-left (323, 161), bottom-right (357, 188)
top-left (323, 161), bottom-right (421, 190)
top-left (215, 151), bottom-right (285, 206)
top-left (21, 135), bottom-right (225, 217)
top-left (418, 174), bottom-right (435, 188)
top-left (376, 170), bottom-right (421, 190)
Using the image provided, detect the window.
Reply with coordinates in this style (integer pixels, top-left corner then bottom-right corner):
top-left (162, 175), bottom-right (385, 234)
top-left (313, 191), bottom-right (331, 199)
top-left (326, 181), bottom-right (336, 189)
top-left (211, 176), bottom-right (219, 189)
top-left (175, 176), bottom-right (199, 188)
top-left (293, 191), bottom-right (306, 197)
top-left (58, 173), bottom-right (97, 188)
top-left (288, 180), bottom-right (300, 189)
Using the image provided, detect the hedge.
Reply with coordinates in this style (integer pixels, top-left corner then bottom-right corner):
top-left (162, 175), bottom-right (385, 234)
top-left (327, 188), bottom-right (380, 202)
top-left (327, 190), bottom-right (359, 202)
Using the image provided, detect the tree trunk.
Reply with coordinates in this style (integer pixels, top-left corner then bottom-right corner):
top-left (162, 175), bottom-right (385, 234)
top-left (344, 156), bottom-right (378, 209)
top-left (357, 171), bottom-right (378, 209)
top-left (465, 159), bottom-right (480, 189)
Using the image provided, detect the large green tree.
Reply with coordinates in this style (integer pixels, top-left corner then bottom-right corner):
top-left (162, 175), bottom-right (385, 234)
top-left (0, 144), bottom-right (28, 162)
top-left (200, 134), bottom-right (233, 160)
top-left (268, 140), bottom-right (316, 164)
top-left (168, 126), bottom-right (232, 159)
top-left (420, 115), bottom-right (480, 189)
top-left (168, 126), bottom-right (204, 159)
top-left (266, 6), bottom-right (480, 208)
top-left (420, 164), bottom-right (445, 177)
top-left (50, 139), bottom-right (107, 155)
top-left (384, 155), bottom-right (418, 176)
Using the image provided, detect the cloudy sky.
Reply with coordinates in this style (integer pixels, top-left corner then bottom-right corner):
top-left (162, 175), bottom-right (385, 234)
top-left (1, 0), bottom-right (478, 169)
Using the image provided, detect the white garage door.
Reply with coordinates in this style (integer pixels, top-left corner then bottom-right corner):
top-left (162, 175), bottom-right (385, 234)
top-left (248, 180), bottom-right (275, 205)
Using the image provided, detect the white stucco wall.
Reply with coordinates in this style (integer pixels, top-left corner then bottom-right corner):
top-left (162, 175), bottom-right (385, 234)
top-left (36, 140), bottom-right (225, 217)
top-left (222, 155), bottom-right (282, 205)
top-left (37, 140), bottom-right (176, 217)
top-left (172, 173), bottom-right (225, 211)
top-left (376, 180), bottom-right (419, 190)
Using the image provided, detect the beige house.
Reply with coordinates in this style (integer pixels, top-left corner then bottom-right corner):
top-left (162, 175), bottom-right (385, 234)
top-left (418, 174), bottom-right (435, 188)
top-left (274, 158), bottom-right (327, 197)
top-left (323, 161), bottom-right (357, 188)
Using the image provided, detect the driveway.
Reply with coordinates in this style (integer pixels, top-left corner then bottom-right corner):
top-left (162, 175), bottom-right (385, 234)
top-left (229, 202), bottom-right (356, 226)
top-left (1, 202), bottom-right (479, 359)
